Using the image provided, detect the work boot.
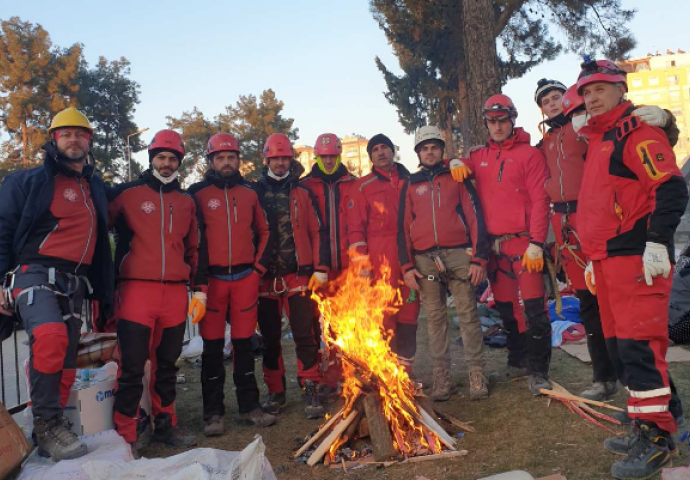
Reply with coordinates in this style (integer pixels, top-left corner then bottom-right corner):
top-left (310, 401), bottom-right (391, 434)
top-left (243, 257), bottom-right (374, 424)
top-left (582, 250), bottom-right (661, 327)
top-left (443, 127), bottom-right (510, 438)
top-left (431, 367), bottom-right (457, 402)
top-left (527, 374), bottom-right (551, 396)
top-left (605, 423), bottom-right (678, 456)
top-left (152, 414), bottom-right (197, 448)
top-left (610, 422), bottom-right (672, 479)
top-left (580, 381), bottom-right (618, 401)
top-left (303, 379), bottom-right (325, 419)
top-left (317, 384), bottom-right (337, 405)
top-left (204, 415), bottom-right (224, 437)
top-left (135, 415), bottom-right (153, 450)
top-left (505, 364), bottom-right (527, 380)
top-left (262, 392), bottom-right (287, 415)
top-left (129, 442), bottom-right (141, 460)
top-left (33, 416), bottom-right (88, 461)
top-left (468, 370), bottom-right (489, 401)
top-left (239, 408), bottom-right (277, 427)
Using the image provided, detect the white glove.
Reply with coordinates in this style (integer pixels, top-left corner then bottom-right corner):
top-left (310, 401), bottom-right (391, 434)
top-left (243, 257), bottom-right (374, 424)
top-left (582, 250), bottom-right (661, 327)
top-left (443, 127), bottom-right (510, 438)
top-left (634, 106), bottom-right (670, 128)
top-left (308, 271), bottom-right (328, 291)
top-left (642, 242), bottom-right (671, 286)
top-left (584, 262), bottom-right (596, 295)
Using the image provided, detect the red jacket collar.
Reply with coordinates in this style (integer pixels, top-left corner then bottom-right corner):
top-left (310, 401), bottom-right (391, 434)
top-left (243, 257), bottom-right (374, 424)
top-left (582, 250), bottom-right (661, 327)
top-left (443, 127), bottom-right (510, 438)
top-left (487, 127), bottom-right (531, 150)
top-left (581, 101), bottom-right (633, 135)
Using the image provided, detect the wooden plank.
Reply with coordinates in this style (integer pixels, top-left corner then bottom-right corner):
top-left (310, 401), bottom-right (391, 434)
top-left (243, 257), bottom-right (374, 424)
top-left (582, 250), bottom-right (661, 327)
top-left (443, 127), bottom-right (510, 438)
top-left (417, 406), bottom-right (457, 450)
top-left (538, 389), bottom-right (625, 412)
top-left (293, 406), bottom-right (345, 458)
top-left (434, 409), bottom-right (476, 433)
top-left (405, 450), bottom-right (468, 463)
top-left (363, 393), bottom-right (398, 461)
top-left (307, 408), bottom-right (360, 467)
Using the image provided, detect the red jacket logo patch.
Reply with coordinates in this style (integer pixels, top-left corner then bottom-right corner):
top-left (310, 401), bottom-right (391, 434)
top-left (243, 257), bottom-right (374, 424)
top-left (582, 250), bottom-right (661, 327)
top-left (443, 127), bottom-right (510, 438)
top-left (415, 185), bottom-right (428, 196)
top-left (141, 201), bottom-right (156, 214)
top-left (62, 188), bottom-right (78, 202)
top-left (208, 199), bottom-right (221, 210)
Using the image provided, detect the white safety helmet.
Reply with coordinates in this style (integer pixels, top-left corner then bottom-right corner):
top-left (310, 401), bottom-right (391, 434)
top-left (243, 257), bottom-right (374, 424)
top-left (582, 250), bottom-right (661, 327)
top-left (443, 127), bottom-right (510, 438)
top-left (414, 125), bottom-right (445, 153)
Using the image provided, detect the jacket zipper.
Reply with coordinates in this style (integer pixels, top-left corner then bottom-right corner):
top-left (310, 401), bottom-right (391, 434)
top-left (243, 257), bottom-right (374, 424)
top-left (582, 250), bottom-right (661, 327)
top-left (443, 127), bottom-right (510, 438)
top-left (39, 223), bottom-right (59, 250)
top-left (233, 197), bottom-right (238, 223)
top-left (556, 129), bottom-right (566, 201)
top-left (119, 251), bottom-right (131, 272)
top-left (430, 180), bottom-right (440, 247)
top-left (75, 179), bottom-right (94, 273)
top-left (169, 205), bottom-right (173, 234)
top-left (497, 160), bottom-right (505, 183)
top-left (224, 187), bottom-right (233, 272)
top-left (293, 195), bottom-right (300, 266)
top-left (328, 185), bottom-right (338, 270)
top-left (159, 187), bottom-right (166, 280)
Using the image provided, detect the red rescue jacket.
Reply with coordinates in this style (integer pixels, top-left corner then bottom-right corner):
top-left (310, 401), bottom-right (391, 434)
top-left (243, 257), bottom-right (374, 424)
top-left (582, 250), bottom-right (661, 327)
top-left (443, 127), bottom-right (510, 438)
top-left (398, 164), bottom-right (489, 272)
top-left (108, 171), bottom-right (200, 285)
top-left (347, 163), bottom-right (410, 257)
top-left (300, 164), bottom-right (357, 273)
top-left (463, 128), bottom-right (550, 244)
top-left (538, 116), bottom-right (588, 205)
top-left (578, 101), bottom-right (688, 261)
top-left (188, 171), bottom-right (272, 284)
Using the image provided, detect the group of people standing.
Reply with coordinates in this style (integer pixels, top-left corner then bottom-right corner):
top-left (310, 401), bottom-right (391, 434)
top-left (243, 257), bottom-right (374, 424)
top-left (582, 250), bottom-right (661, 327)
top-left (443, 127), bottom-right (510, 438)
top-left (0, 57), bottom-right (687, 480)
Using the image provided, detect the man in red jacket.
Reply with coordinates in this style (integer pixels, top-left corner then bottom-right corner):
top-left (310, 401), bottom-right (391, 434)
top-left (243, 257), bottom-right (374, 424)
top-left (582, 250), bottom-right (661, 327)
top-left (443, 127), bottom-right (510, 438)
top-left (109, 130), bottom-right (199, 456)
top-left (255, 133), bottom-right (330, 419)
top-left (300, 133), bottom-right (357, 391)
top-left (450, 95), bottom-right (552, 395)
top-left (576, 59), bottom-right (688, 479)
top-left (188, 133), bottom-right (276, 436)
top-left (348, 134), bottom-right (420, 374)
top-left (399, 126), bottom-right (490, 401)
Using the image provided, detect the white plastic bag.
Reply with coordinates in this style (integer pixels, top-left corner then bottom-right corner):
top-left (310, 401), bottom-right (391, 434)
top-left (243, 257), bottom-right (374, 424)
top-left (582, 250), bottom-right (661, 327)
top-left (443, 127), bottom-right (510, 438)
top-left (179, 335), bottom-right (203, 361)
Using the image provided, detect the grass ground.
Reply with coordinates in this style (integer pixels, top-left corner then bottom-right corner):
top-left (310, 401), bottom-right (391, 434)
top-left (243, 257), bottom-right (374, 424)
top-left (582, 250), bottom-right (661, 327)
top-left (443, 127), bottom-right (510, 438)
top-left (143, 315), bottom-right (690, 480)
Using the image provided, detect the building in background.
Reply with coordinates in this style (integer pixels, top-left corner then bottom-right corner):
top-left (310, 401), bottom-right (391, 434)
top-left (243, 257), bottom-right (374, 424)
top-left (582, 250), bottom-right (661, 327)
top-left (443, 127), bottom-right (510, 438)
top-left (618, 49), bottom-right (690, 166)
top-left (296, 135), bottom-right (401, 178)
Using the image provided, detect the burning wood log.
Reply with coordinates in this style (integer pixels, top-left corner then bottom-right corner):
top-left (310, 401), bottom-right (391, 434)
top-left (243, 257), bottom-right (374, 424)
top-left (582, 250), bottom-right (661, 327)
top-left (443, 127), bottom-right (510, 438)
top-left (293, 406), bottom-right (345, 458)
top-left (307, 407), bottom-right (361, 467)
top-left (363, 392), bottom-right (398, 461)
top-left (416, 407), bottom-right (457, 450)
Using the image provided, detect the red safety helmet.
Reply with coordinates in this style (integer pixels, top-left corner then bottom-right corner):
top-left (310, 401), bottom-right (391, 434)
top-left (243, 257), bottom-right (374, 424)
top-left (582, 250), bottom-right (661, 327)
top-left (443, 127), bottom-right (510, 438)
top-left (148, 129), bottom-right (185, 160)
top-left (561, 85), bottom-right (586, 117)
top-left (207, 133), bottom-right (240, 159)
top-left (263, 133), bottom-right (293, 159)
top-left (483, 94), bottom-right (518, 121)
top-left (314, 133), bottom-right (342, 157)
top-left (576, 59), bottom-right (627, 94)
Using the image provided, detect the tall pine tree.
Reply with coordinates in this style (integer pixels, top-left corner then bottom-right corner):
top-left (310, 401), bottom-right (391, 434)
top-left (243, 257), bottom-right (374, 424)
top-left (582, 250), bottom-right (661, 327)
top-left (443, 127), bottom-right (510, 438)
top-left (372, 0), bottom-right (635, 147)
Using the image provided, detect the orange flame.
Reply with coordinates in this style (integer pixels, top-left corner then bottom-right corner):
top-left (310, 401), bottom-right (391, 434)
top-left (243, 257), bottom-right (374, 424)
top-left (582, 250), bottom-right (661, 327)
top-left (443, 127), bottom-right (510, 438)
top-left (312, 255), bottom-right (442, 459)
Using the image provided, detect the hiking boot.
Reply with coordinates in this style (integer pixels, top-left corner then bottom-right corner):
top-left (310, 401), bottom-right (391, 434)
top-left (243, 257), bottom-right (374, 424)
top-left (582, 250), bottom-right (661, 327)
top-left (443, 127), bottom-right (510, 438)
top-left (262, 392), bottom-right (287, 415)
top-left (129, 442), bottom-right (141, 460)
top-left (468, 370), bottom-right (489, 401)
top-left (303, 379), bottom-right (325, 419)
top-left (431, 367), bottom-right (457, 402)
top-left (240, 408), bottom-right (277, 427)
top-left (505, 364), bottom-right (527, 380)
top-left (33, 416), bottom-right (88, 461)
top-left (528, 374), bottom-right (551, 396)
top-left (610, 422), bottom-right (672, 479)
top-left (135, 415), bottom-right (153, 450)
top-left (605, 423), bottom-right (678, 456)
top-left (580, 381), bottom-right (618, 401)
top-left (317, 384), bottom-right (337, 405)
top-left (152, 414), bottom-right (197, 448)
top-left (204, 415), bottom-right (224, 437)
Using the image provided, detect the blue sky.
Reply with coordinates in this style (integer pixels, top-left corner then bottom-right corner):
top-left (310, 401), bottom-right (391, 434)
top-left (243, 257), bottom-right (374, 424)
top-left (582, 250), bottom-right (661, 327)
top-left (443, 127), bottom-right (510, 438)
top-left (1, 0), bottom-right (686, 170)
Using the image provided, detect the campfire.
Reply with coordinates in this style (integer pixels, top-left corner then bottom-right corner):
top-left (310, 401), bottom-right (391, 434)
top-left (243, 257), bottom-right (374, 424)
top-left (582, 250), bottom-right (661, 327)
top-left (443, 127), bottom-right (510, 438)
top-left (295, 257), bottom-right (462, 467)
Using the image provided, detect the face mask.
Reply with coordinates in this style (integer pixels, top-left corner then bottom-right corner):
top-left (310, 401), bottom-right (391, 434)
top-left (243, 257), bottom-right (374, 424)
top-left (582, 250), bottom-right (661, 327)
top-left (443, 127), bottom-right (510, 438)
top-left (571, 114), bottom-right (589, 133)
top-left (152, 168), bottom-right (179, 185)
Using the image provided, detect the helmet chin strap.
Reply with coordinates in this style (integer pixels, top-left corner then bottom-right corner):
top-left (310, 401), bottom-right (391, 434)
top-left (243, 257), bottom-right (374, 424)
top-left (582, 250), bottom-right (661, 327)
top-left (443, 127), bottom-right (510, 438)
top-left (152, 168), bottom-right (179, 184)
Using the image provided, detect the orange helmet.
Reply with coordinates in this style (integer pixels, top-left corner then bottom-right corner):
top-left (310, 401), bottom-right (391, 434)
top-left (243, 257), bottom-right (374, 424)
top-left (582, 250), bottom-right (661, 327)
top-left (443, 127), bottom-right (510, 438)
top-left (263, 133), bottom-right (293, 160)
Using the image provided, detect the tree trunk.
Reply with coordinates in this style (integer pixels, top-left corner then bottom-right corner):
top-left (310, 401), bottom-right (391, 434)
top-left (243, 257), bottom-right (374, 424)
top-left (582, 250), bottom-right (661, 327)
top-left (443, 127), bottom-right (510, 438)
top-left (442, 112), bottom-right (456, 158)
top-left (461, 0), bottom-right (502, 147)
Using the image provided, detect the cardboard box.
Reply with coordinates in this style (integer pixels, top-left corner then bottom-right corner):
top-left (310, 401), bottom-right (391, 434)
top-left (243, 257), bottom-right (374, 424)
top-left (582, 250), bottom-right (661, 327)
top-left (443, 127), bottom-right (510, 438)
top-left (0, 401), bottom-right (32, 480)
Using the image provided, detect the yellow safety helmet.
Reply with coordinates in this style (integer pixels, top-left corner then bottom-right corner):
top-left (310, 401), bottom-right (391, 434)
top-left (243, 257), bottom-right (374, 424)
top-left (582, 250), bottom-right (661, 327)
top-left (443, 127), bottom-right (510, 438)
top-left (49, 107), bottom-right (93, 135)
